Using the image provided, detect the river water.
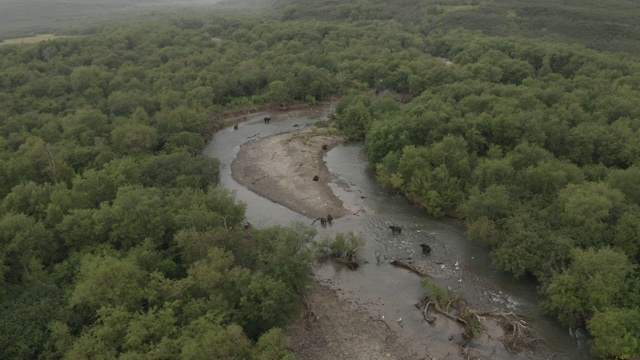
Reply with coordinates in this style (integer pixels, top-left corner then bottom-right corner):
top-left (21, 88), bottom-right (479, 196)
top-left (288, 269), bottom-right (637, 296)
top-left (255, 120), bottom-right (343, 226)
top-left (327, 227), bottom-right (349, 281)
top-left (203, 104), bottom-right (593, 360)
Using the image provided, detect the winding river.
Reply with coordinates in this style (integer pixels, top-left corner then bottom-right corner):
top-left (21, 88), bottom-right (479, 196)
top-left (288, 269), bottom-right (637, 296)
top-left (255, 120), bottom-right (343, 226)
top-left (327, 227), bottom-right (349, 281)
top-left (203, 104), bottom-right (593, 360)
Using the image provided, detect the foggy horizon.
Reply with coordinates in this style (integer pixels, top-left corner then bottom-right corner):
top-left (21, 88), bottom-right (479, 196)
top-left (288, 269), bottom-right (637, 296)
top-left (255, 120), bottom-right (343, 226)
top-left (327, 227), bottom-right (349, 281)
top-left (0, 0), bottom-right (244, 40)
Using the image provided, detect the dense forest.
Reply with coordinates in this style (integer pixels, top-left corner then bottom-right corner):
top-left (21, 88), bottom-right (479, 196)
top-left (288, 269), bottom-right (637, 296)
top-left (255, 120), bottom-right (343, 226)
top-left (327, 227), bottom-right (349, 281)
top-left (274, 0), bottom-right (640, 57)
top-left (1, 0), bottom-right (639, 358)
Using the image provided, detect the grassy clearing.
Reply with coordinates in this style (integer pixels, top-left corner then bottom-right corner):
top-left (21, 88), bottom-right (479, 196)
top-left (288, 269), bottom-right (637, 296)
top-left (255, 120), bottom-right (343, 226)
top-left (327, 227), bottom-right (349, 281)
top-left (0, 34), bottom-right (62, 46)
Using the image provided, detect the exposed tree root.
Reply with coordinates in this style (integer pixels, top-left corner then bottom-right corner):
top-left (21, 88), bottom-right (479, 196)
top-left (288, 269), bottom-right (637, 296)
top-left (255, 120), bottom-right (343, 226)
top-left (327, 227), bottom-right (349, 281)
top-left (416, 295), bottom-right (478, 342)
top-left (416, 301), bottom-right (437, 323)
top-left (432, 301), bottom-right (467, 326)
top-left (386, 254), bottom-right (544, 355)
top-left (373, 318), bottom-right (396, 337)
top-left (417, 293), bottom-right (545, 355)
top-left (335, 257), bottom-right (359, 269)
top-left (475, 309), bottom-right (544, 352)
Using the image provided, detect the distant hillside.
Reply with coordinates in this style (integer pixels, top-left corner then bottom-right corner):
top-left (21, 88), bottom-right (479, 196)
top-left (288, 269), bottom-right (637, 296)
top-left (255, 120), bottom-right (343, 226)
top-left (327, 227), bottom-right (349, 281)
top-left (273, 0), bottom-right (640, 57)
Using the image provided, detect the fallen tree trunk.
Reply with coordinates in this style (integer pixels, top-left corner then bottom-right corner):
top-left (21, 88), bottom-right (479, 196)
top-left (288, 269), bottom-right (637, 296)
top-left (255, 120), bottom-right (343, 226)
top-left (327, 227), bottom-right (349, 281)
top-left (390, 259), bottom-right (430, 277)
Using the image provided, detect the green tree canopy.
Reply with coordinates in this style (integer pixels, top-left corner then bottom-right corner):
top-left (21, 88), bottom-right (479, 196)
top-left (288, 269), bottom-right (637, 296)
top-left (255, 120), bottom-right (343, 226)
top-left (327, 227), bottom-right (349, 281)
top-left (542, 247), bottom-right (633, 327)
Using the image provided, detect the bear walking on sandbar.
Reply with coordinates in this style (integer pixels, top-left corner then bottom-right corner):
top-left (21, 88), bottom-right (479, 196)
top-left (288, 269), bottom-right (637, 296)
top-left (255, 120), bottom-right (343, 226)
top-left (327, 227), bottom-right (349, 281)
top-left (420, 244), bottom-right (432, 254)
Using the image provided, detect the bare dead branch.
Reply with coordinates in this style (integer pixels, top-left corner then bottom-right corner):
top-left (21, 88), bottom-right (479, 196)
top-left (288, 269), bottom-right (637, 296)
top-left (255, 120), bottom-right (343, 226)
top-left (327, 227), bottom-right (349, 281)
top-left (373, 318), bottom-right (395, 337)
top-left (301, 294), bottom-right (318, 323)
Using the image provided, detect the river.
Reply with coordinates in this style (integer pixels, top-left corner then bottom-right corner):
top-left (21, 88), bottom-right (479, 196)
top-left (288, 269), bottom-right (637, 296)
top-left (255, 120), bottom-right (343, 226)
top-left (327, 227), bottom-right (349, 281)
top-left (203, 104), bottom-right (593, 360)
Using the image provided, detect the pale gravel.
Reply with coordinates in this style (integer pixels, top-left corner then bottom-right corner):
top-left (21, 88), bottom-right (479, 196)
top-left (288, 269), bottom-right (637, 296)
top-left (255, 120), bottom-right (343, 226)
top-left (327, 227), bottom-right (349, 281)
top-left (231, 127), bottom-right (349, 220)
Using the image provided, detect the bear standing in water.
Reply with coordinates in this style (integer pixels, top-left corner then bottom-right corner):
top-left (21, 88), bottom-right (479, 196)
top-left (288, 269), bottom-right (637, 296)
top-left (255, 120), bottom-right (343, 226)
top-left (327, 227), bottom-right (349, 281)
top-left (389, 226), bottom-right (402, 234)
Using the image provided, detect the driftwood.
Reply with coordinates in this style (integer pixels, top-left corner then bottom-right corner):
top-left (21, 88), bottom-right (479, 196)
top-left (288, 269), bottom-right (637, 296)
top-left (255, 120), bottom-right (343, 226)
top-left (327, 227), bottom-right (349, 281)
top-left (415, 300), bottom-right (466, 325)
top-left (375, 250), bottom-right (387, 264)
top-left (432, 302), bottom-right (467, 325)
top-left (252, 175), bottom-right (267, 184)
top-left (416, 301), bottom-right (437, 323)
top-left (373, 318), bottom-right (395, 337)
top-left (390, 259), bottom-right (430, 277)
top-left (416, 293), bottom-right (477, 342)
top-left (419, 296), bottom-right (544, 353)
top-left (474, 309), bottom-right (544, 351)
top-left (335, 257), bottom-right (359, 269)
top-left (301, 294), bottom-right (318, 323)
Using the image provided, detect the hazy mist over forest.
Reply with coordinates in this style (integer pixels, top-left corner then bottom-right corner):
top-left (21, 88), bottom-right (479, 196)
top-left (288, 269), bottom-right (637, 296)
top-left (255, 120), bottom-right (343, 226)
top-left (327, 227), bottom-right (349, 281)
top-left (0, 0), bottom-right (248, 39)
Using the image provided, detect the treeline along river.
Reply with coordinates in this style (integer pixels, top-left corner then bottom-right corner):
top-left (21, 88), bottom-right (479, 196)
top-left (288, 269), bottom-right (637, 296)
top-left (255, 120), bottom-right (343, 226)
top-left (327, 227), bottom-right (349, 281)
top-left (204, 106), bottom-right (594, 360)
